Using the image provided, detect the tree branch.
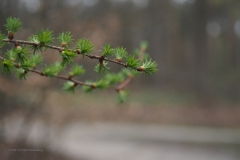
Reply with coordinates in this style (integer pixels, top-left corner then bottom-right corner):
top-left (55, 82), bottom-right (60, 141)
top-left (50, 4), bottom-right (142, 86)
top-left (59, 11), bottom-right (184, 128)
top-left (3, 39), bottom-right (128, 68)
top-left (0, 55), bottom-right (131, 91)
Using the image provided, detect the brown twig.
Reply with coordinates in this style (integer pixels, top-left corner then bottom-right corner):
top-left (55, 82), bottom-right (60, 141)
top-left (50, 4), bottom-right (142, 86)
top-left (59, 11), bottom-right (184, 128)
top-left (0, 56), bottom-right (129, 91)
top-left (115, 76), bottom-right (133, 91)
top-left (138, 47), bottom-right (146, 61)
top-left (0, 56), bottom-right (93, 87)
top-left (3, 39), bottom-right (128, 68)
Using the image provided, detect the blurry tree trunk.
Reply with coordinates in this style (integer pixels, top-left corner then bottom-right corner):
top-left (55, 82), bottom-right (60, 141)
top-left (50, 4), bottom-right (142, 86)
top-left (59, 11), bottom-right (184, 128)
top-left (192, 0), bottom-right (211, 105)
top-left (0, 0), bottom-right (5, 31)
top-left (118, 4), bottom-right (135, 52)
top-left (149, 0), bottom-right (171, 86)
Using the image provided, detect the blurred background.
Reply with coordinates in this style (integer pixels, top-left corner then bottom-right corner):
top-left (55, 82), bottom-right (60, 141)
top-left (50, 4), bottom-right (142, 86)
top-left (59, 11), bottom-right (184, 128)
top-left (0, 0), bottom-right (240, 160)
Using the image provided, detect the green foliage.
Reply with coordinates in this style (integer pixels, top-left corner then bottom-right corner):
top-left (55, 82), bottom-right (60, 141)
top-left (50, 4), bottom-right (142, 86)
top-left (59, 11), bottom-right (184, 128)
top-left (43, 62), bottom-right (64, 77)
top-left (15, 46), bottom-right (29, 64)
top-left (140, 41), bottom-right (148, 50)
top-left (57, 31), bottom-right (73, 47)
top-left (69, 64), bottom-right (85, 77)
top-left (117, 90), bottom-right (129, 103)
top-left (63, 81), bottom-right (77, 93)
top-left (139, 59), bottom-right (158, 75)
top-left (82, 81), bottom-right (94, 93)
top-left (28, 35), bottom-right (45, 53)
top-left (95, 80), bottom-right (109, 89)
top-left (94, 61), bottom-right (109, 74)
top-left (114, 47), bottom-right (128, 61)
top-left (36, 29), bottom-right (54, 46)
top-left (28, 54), bottom-right (43, 67)
top-left (28, 35), bottom-right (39, 43)
top-left (0, 32), bottom-right (6, 48)
top-left (21, 54), bottom-right (43, 69)
top-left (28, 29), bottom-right (54, 52)
top-left (103, 73), bottom-right (122, 85)
top-left (121, 68), bottom-right (138, 77)
top-left (101, 44), bottom-right (114, 57)
top-left (126, 56), bottom-right (140, 69)
top-left (60, 49), bottom-right (78, 66)
top-left (0, 17), bottom-right (158, 103)
top-left (76, 39), bottom-right (94, 57)
top-left (116, 71), bottom-right (126, 82)
top-left (16, 68), bottom-right (28, 80)
top-left (4, 17), bottom-right (22, 34)
top-left (6, 49), bottom-right (17, 61)
top-left (0, 59), bottom-right (14, 74)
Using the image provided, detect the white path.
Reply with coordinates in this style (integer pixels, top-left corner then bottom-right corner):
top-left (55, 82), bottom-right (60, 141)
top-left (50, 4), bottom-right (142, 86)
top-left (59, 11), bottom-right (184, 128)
top-left (3, 118), bottom-right (240, 160)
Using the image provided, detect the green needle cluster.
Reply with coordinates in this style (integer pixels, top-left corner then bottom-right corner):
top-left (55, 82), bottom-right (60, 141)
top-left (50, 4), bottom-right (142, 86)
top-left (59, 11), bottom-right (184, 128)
top-left (16, 68), bottom-right (28, 80)
top-left (63, 81), bottom-right (77, 93)
top-left (36, 29), bottom-right (54, 46)
top-left (94, 61), bottom-right (109, 74)
top-left (15, 45), bottom-right (29, 64)
top-left (114, 47), bottom-right (128, 62)
top-left (60, 49), bottom-right (78, 66)
top-left (117, 90), bottom-right (129, 103)
top-left (139, 59), bottom-right (158, 75)
top-left (4, 17), bottom-right (22, 39)
top-left (57, 31), bottom-right (74, 47)
top-left (76, 39), bottom-right (94, 57)
top-left (27, 29), bottom-right (54, 53)
top-left (69, 65), bottom-right (85, 77)
top-left (101, 44), bottom-right (114, 57)
top-left (42, 62), bottom-right (64, 77)
top-left (0, 59), bottom-right (14, 74)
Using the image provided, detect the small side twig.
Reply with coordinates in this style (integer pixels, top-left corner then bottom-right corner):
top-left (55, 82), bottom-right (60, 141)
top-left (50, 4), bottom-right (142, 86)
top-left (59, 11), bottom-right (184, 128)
top-left (115, 76), bottom-right (133, 91)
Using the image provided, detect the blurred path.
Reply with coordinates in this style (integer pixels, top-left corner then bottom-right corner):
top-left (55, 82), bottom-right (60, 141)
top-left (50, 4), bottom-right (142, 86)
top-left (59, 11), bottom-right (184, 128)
top-left (3, 118), bottom-right (240, 160)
